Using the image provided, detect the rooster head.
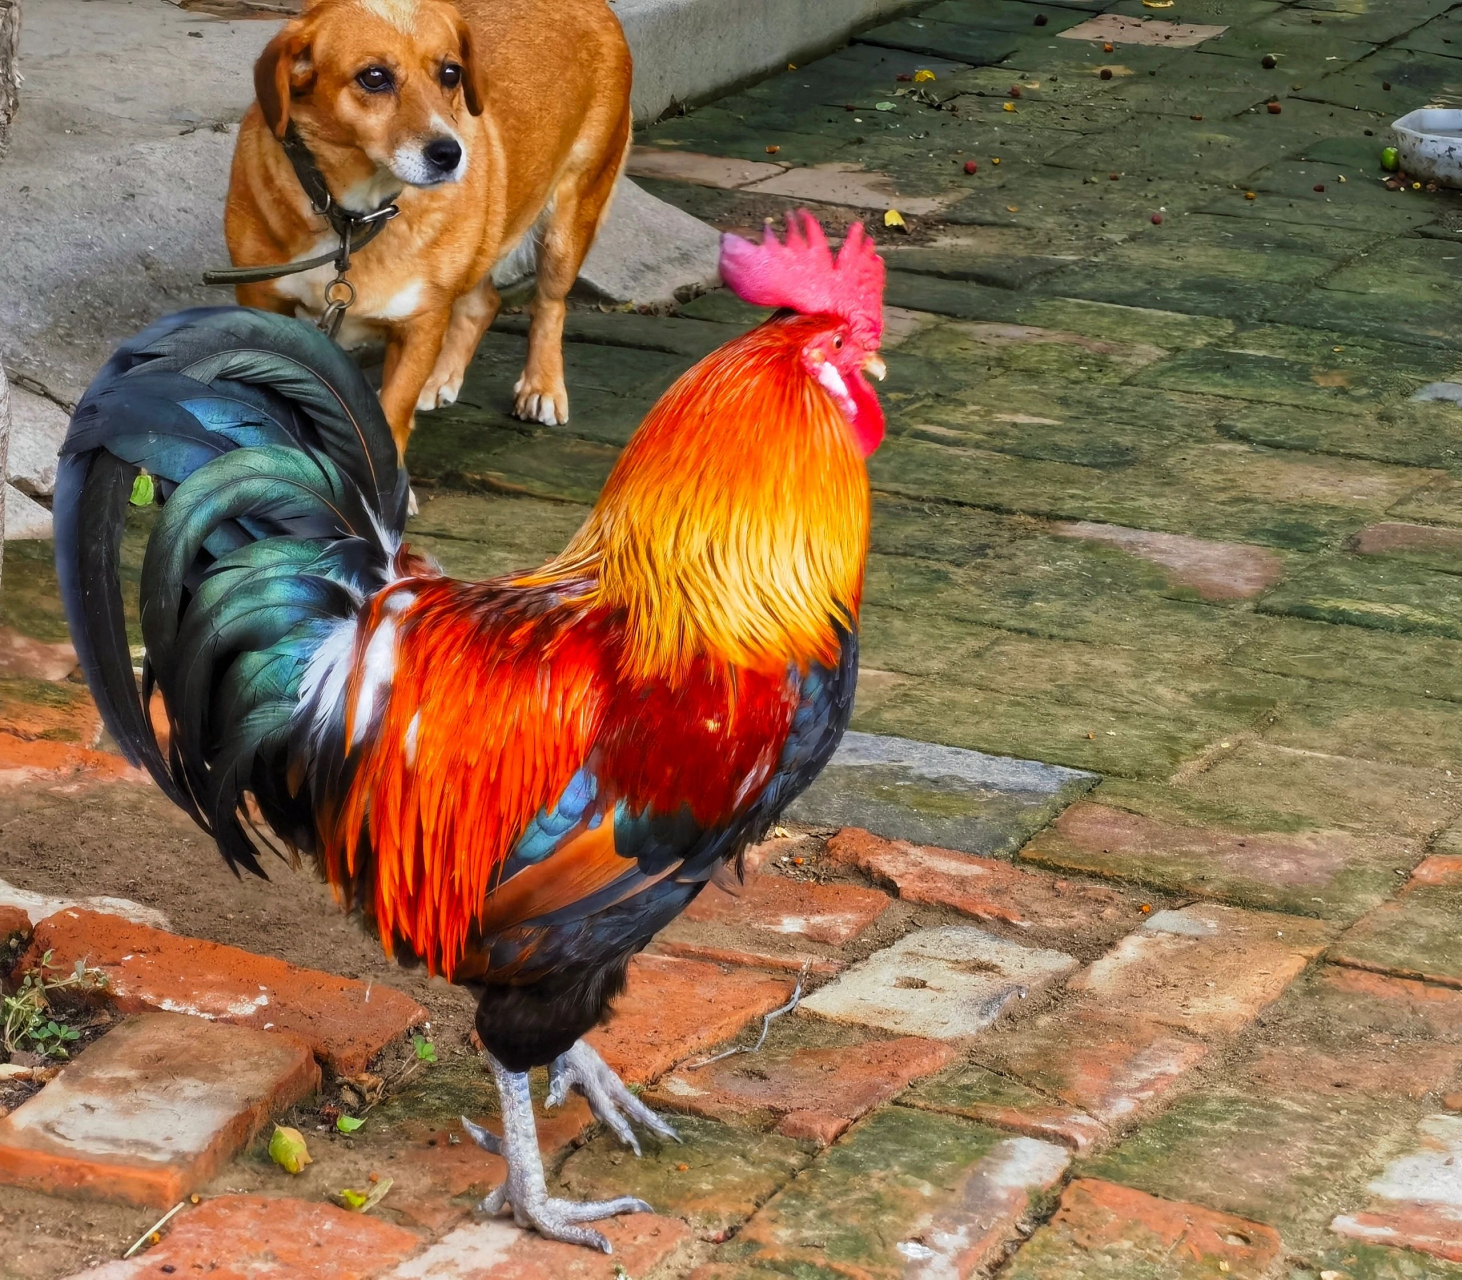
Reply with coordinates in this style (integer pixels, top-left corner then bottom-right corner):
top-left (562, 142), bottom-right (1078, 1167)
top-left (719, 211), bottom-right (888, 457)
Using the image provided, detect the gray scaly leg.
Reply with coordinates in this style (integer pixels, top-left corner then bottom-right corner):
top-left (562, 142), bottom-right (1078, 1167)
top-left (546, 1039), bottom-right (680, 1157)
top-left (461, 1052), bottom-right (651, 1254)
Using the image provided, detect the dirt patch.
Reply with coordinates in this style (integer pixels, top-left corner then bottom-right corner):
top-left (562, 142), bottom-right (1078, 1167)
top-left (0, 779), bottom-right (478, 1050)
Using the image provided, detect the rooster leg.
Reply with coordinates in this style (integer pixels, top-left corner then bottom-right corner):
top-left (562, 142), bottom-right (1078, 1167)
top-left (466, 1053), bottom-right (652, 1253)
top-left (546, 1039), bottom-right (679, 1157)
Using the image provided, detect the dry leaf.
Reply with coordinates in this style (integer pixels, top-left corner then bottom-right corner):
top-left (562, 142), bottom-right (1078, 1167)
top-left (884, 209), bottom-right (906, 228)
top-left (269, 1125), bottom-right (312, 1175)
top-left (913, 69), bottom-right (936, 82)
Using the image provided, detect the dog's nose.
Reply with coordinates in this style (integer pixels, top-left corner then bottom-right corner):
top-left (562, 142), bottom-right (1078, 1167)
top-left (424, 137), bottom-right (462, 173)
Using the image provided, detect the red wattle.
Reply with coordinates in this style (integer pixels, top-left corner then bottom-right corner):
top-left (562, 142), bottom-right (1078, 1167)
top-left (846, 371), bottom-right (885, 456)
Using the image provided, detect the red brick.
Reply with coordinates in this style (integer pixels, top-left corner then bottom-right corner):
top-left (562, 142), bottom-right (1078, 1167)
top-left (587, 954), bottom-right (795, 1086)
top-left (648, 938), bottom-right (843, 977)
top-left (22, 908), bottom-right (426, 1073)
top-left (980, 1008), bottom-right (1210, 1126)
top-left (1018, 1179), bottom-right (1284, 1278)
top-left (0, 735), bottom-right (145, 790)
top-left (0, 1013), bottom-right (319, 1208)
top-left (941, 1099), bottom-right (1108, 1153)
top-left (378, 1213), bottom-right (692, 1278)
top-left (1318, 966), bottom-right (1462, 1041)
top-left (906, 1136), bottom-right (1070, 1279)
top-left (1351, 520), bottom-right (1462, 560)
top-left (1069, 904), bottom-right (1329, 1037)
top-left (1051, 522), bottom-right (1284, 600)
top-left (647, 1035), bottom-right (955, 1140)
top-left (683, 871), bottom-right (890, 944)
top-left (0, 628), bottom-right (78, 682)
top-left (0, 903), bottom-right (30, 941)
top-left (826, 828), bottom-right (1133, 932)
top-left (1410, 854), bottom-right (1462, 886)
top-left (775, 1109), bottom-right (850, 1145)
top-left (1332, 1203), bottom-right (1462, 1263)
top-left (64, 1194), bottom-right (421, 1279)
top-left (1331, 1114), bottom-right (1462, 1263)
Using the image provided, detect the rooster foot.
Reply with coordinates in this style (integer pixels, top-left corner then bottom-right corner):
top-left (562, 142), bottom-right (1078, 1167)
top-left (464, 1054), bottom-right (652, 1253)
top-left (547, 1039), bottom-right (680, 1157)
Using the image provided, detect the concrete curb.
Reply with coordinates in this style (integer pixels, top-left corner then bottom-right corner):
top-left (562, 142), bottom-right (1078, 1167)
top-left (615, 0), bottom-right (924, 122)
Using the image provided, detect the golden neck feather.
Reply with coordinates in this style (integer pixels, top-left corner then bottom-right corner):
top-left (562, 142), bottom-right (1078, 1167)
top-left (531, 324), bottom-right (871, 683)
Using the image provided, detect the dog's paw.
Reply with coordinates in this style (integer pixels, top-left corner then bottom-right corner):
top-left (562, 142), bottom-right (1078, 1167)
top-left (416, 373), bottom-right (464, 412)
top-left (512, 377), bottom-right (569, 427)
top-left (406, 486), bottom-right (420, 518)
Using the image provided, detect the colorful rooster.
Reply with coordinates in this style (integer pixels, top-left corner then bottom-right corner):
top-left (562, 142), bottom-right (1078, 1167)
top-left (55, 212), bottom-right (886, 1251)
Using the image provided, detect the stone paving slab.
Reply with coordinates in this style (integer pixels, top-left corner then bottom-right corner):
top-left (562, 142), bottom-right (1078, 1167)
top-left (802, 925), bottom-right (1078, 1039)
top-left (22, 908), bottom-right (427, 1074)
top-left (787, 730), bottom-right (1097, 855)
top-left (0, 1015), bottom-right (319, 1208)
top-left (557, 1113), bottom-right (815, 1241)
top-left (713, 1107), bottom-right (1063, 1278)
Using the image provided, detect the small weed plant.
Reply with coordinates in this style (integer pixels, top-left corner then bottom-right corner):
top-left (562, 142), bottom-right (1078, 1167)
top-left (2, 950), bottom-right (110, 1061)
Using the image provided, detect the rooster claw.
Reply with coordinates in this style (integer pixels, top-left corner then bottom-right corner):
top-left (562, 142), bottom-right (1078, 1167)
top-left (546, 1039), bottom-right (680, 1157)
top-left (472, 1053), bottom-right (655, 1253)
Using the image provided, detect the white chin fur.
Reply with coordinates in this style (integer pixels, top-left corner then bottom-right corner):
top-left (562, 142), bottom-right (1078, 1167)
top-left (815, 361), bottom-right (858, 420)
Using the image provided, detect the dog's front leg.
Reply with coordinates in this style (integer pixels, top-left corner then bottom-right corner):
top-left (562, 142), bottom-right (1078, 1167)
top-left (514, 293), bottom-right (569, 427)
top-left (419, 280), bottom-right (502, 412)
top-left (381, 311), bottom-right (452, 460)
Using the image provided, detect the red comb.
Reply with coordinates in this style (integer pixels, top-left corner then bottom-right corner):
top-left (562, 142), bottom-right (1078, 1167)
top-left (719, 211), bottom-right (885, 348)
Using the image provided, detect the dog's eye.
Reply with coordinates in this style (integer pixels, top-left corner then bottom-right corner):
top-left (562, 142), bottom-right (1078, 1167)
top-left (356, 66), bottom-right (394, 93)
top-left (440, 63), bottom-right (463, 89)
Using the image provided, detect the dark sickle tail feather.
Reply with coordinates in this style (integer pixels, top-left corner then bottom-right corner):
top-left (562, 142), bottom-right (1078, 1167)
top-left (54, 307), bottom-right (407, 874)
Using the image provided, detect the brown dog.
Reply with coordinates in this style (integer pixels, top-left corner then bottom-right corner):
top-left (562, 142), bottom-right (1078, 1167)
top-left (224, 0), bottom-right (632, 456)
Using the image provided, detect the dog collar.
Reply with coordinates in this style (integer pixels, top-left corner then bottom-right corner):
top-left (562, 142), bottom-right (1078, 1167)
top-left (202, 123), bottom-right (399, 293)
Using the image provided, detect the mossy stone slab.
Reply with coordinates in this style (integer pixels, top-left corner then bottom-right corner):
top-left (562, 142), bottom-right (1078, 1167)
top-left (555, 1113), bottom-right (813, 1238)
top-left (1103, 740), bottom-right (1462, 839)
top-left (1129, 337), bottom-right (1453, 408)
top-left (1202, 163), bottom-right (1440, 231)
top-left (1257, 554), bottom-right (1462, 639)
top-left (788, 729), bottom-right (1097, 853)
top-left (924, 0), bottom-right (1094, 33)
top-left (1215, 397), bottom-right (1462, 470)
top-left (857, 19), bottom-right (1019, 67)
top-left (1332, 881), bottom-right (1462, 986)
top-left (714, 1106), bottom-right (1012, 1275)
top-left (1261, 690), bottom-right (1462, 773)
top-left (1293, 51), bottom-right (1462, 114)
top-left (1228, 615), bottom-right (1462, 704)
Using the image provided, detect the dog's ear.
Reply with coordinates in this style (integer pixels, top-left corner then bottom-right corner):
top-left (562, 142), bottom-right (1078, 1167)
top-left (455, 19), bottom-right (485, 117)
top-left (254, 24), bottom-right (311, 139)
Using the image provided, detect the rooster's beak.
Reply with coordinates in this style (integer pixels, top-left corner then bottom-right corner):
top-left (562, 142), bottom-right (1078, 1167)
top-left (863, 353), bottom-right (887, 382)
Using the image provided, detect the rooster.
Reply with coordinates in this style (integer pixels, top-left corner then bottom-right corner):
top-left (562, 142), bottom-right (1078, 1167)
top-left (54, 211), bottom-right (886, 1251)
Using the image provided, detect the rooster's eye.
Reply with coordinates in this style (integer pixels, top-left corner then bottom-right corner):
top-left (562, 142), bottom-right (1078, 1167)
top-left (833, 335), bottom-right (844, 350)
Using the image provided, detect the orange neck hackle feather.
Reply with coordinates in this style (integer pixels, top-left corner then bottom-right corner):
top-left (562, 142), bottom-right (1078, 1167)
top-left (531, 314), bottom-right (871, 683)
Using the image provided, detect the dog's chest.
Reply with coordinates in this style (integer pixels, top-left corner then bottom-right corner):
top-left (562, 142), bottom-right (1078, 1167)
top-left (270, 237), bottom-right (428, 333)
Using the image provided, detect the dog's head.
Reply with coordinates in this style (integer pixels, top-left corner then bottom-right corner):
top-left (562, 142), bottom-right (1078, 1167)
top-left (253, 0), bottom-right (483, 194)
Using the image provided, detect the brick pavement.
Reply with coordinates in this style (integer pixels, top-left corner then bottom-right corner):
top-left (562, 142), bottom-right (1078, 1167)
top-left (5, 0), bottom-right (1462, 1275)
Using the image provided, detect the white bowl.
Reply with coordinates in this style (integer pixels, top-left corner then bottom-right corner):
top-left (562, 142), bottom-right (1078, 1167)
top-left (1392, 108), bottom-right (1462, 187)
